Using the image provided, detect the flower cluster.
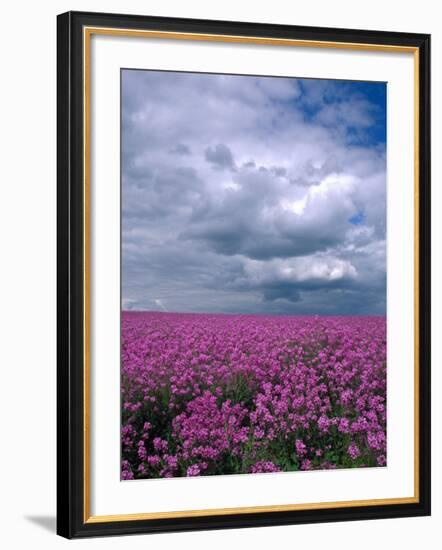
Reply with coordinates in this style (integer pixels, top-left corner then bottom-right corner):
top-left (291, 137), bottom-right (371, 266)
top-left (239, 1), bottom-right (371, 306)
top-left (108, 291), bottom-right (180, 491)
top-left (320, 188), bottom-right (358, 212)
top-left (121, 312), bottom-right (386, 479)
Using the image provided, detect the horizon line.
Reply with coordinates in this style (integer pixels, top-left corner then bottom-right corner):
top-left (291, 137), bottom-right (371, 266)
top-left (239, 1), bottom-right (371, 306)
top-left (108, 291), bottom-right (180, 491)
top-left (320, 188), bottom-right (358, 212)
top-left (122, 309), bottom-right (386, 318)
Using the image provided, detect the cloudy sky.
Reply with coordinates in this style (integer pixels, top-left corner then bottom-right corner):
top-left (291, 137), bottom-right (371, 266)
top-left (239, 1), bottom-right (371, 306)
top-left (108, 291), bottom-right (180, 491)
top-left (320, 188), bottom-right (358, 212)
top-left (121, 69), bottom-right (386, 315)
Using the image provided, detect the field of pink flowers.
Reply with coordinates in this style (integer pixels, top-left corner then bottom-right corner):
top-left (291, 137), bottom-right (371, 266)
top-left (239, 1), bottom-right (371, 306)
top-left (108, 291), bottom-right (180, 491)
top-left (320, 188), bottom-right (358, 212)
top-left (121, 312), bottom-right (386, 479)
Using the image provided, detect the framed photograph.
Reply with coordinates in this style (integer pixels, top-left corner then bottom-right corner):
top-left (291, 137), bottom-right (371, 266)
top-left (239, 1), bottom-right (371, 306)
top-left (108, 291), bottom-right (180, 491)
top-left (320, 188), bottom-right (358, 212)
top-left (57, 11), bottom-right (431, 538)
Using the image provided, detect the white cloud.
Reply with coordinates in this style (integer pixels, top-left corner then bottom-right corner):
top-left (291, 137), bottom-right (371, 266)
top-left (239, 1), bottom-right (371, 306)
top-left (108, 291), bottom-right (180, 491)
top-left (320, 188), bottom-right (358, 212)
top-left (242, 256), bottom-right (358, 286)
top-left (154, 299), bottom-right (167, 312)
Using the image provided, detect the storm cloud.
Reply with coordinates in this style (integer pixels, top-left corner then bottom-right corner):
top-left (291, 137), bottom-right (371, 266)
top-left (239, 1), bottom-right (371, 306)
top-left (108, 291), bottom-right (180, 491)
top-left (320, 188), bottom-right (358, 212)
top-left (122, 70), bottom-right (386, 315)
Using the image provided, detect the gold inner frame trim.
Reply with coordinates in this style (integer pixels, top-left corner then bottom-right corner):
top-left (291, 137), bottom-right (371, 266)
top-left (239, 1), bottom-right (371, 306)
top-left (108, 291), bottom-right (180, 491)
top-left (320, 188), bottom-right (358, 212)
top-left (83, 26), bottom-right (420, 524)
top-left (413, 49), bottom-right (420, 502)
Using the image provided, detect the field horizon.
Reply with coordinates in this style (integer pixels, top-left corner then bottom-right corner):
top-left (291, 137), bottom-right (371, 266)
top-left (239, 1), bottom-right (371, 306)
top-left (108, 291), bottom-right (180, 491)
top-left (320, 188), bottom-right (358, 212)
top-left (122, 310), bottom-right (386, 319)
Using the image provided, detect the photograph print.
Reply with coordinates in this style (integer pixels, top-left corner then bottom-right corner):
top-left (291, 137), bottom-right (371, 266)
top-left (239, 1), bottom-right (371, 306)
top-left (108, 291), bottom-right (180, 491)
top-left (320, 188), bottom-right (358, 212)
top-left (120, 69), bottom-right (387, 480)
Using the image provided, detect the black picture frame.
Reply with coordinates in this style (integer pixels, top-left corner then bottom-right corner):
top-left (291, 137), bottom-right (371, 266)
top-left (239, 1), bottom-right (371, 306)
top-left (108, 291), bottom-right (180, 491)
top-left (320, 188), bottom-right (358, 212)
top-left (57, 10), bottom-right (431, 539)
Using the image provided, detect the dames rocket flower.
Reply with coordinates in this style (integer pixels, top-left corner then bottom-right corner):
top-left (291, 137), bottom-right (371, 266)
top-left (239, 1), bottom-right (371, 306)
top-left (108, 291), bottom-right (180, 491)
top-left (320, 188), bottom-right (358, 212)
top-left (121, 312), bottom-right (386, 479)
